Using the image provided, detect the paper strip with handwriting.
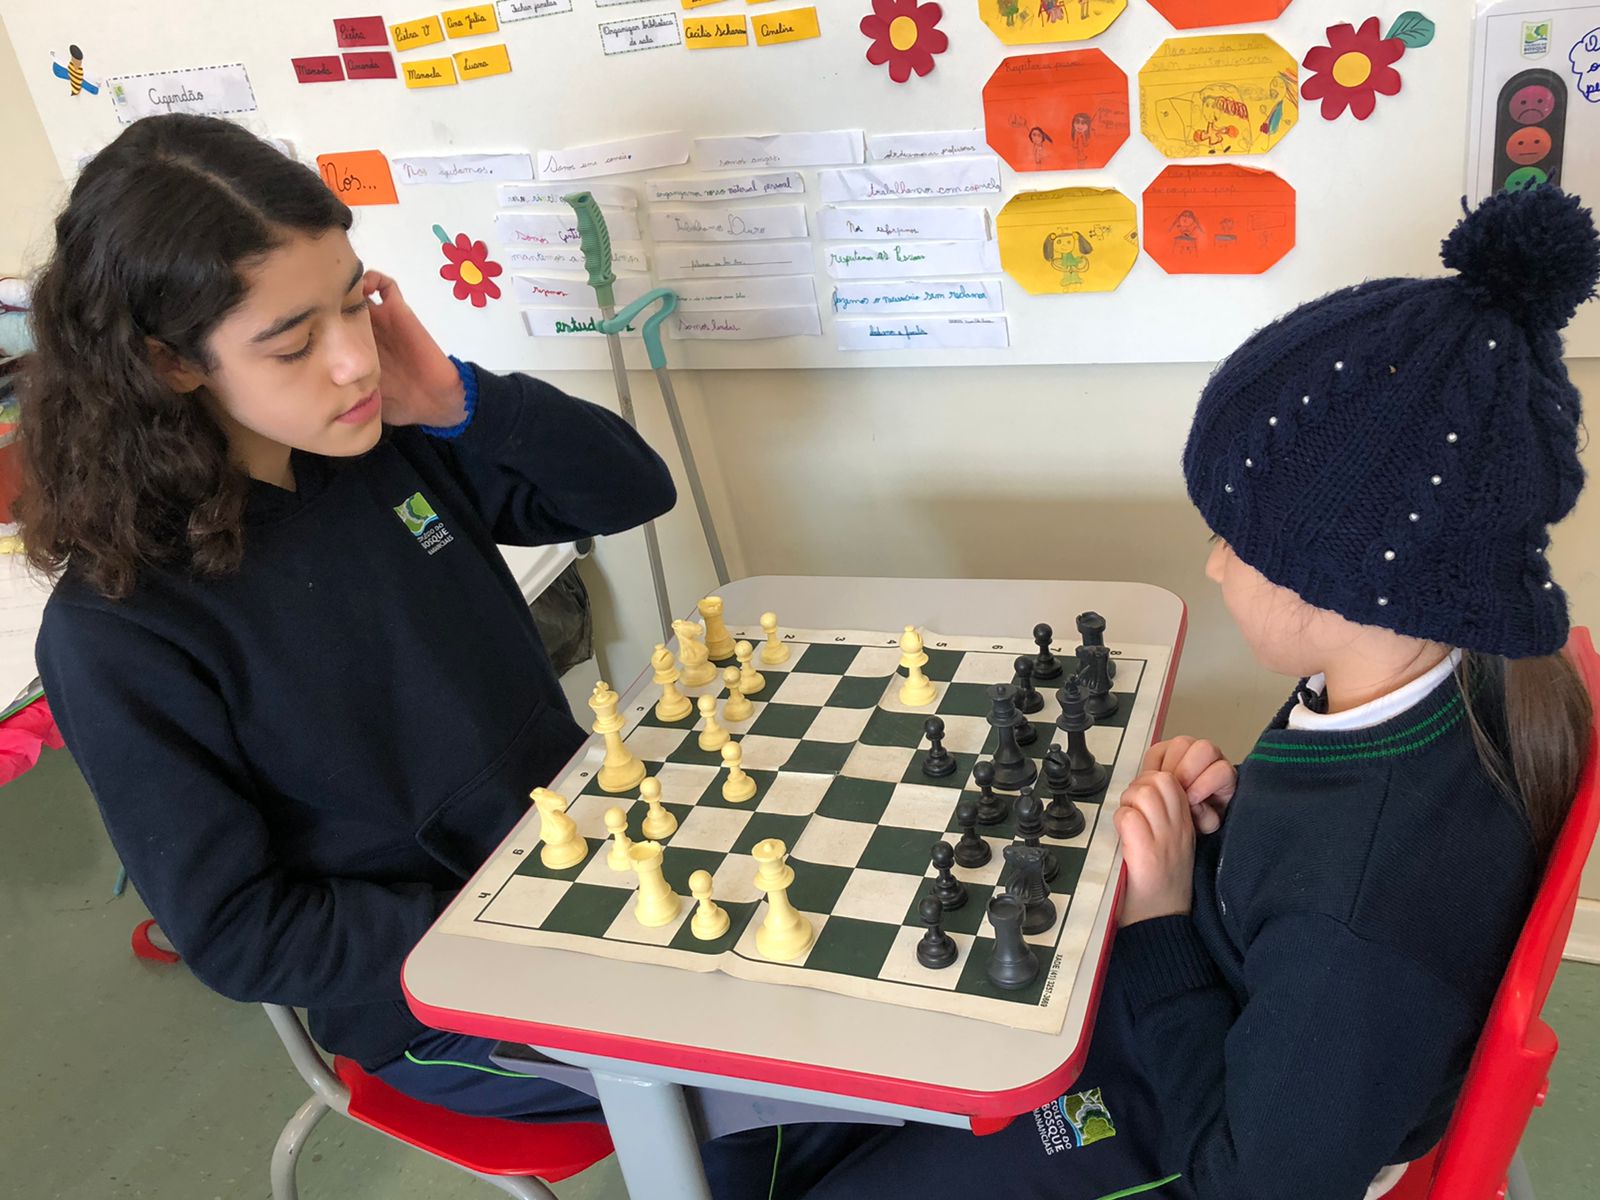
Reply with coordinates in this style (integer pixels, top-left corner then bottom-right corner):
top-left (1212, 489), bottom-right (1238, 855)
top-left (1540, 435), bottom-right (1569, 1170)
top-left (335, 16), bottom-right (389, 47)
top-left (514, 274), bottom-right (650, 307)
top-left (671, 275), bottom-right (817, 310)
top-left (655, 242), bottom-right (813, 279)
top-left (817, 205), bottom-right (989, 241)
top-left (837, 316), bottom-right (1010, 351)
top-left (684, 14), bottom-right (749, 48)
top-left (650, 203), bottom-right (808, 242)
top-left (499, 182), bottom-right (637, 208)
top-left (394, 154), bottom-right (534, 184)
top-left (403, 57), bottom-right (458, 88)
top-left (454, 43), bottom-right (513, 80)
top-left (831, 278), bottom-right (1004, 315)
top-left (647, 171), bottom-right (804, 203)
top-left (825, 241), bottom-right (1000, 280)
top-left (523, 310), bottom-right (640, 338)
top-left (599, 12), bottom-right (683, 55)
top-left (536, 132), bottom-right (690, 181)
top-left (752, 6), bottom-right (821, 46)
top-left (672, 307), bottom-right (821, 339)
top-left (292, 57), bottom-right (346, 84)
top-left (317, 150), bottom-right (399, 206)
top-left (495, 209), bottom-right (642, 245)
top-left (692, 130), bottom-right (864, 171)
top-left (819, 157), bottom-right (1003, 203)
top-left (443, 4), bottom-right (499, 37)
top-left (866, 129), bottom-right (986, 160)
top-left (497, 0), bottom-right (573, 19)
top-left (507, 244), bottom-right (650, 273)
top-left (391, 16), bottom-right (445, 50)
top-left (107, 63), bottom-right (258, 124)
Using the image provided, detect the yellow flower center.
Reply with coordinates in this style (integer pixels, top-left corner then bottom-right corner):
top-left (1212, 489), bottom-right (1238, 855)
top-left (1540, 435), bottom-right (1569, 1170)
top-left (1332, 51), bottom-right (1374, 88)
top-left (890, 15), bottom-right (919, 52)
top-left (458, 260), bottom-right (484, 286)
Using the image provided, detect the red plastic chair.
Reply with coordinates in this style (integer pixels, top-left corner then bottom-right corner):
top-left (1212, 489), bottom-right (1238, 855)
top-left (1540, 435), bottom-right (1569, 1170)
top-left (1385, 627), bottom-right (1600, 1200)
top-left (263, 1005), bottom-right (613, 1200)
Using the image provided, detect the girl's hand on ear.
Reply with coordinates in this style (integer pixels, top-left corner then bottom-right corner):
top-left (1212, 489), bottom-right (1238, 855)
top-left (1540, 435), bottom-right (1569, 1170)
top-left (1114, 771), bottom-right (1196, 927)
top-left (362, 271), bottom-right (466, 428)
top-left (1143, 736), bottom-right (1237, 835)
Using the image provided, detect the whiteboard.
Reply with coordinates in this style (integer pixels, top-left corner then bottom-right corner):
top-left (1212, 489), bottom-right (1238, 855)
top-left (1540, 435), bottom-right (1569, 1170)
top-left (8, 1), bottom-right (1588, 370)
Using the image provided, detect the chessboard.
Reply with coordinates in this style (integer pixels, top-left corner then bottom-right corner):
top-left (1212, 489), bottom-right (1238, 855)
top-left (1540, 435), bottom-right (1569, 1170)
top-left (437, 621), bottom-right (1171, 1035)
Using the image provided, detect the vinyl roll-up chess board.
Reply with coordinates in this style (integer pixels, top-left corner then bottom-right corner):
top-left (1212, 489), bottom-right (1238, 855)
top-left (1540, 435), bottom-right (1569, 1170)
top-left (438, 625), bottom-right (1169, 1034)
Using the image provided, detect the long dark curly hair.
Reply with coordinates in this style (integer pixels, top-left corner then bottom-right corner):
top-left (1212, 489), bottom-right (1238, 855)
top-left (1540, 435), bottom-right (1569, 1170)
top-left (18, 114), bottom-right (352, 599)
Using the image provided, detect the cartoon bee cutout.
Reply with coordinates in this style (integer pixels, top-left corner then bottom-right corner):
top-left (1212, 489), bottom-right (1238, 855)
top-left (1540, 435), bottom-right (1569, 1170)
top-left (51, 45), bottom-right (101, 97)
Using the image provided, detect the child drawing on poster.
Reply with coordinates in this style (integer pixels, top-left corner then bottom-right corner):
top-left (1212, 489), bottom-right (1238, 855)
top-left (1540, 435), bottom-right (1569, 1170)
top-left (1170, 209), bottom-right (1205, 255)
top-left (1030, 126), bottom-right (1055, 165)
top-left (997, 0), bottom-right (1029, 29)
top-left (1045, 228), bottom-right (1093, 287)
top-left (1071, 112), bottom-right (1092, 163)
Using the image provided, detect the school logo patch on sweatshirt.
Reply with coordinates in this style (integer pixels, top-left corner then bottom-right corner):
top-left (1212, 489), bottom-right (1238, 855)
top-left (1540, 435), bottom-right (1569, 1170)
top-left (1033, 1087), bottom-right (1118, 1154)
top-left (394, 492), bottom-right (454, 555)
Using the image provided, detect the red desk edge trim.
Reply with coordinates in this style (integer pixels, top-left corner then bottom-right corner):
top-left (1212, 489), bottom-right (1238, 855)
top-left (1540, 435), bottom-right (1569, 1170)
top-left (404, 600), bottom-right (1187, 1125)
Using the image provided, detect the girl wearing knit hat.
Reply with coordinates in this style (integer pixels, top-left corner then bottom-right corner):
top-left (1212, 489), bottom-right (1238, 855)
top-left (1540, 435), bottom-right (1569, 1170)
top-left (807, 187), bottom-right (1597, 1200)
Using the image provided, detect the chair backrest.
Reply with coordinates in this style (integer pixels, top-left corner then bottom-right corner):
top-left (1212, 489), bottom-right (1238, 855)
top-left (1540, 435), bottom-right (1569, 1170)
top-left (1420, 628), bottom-right (1600, 1199)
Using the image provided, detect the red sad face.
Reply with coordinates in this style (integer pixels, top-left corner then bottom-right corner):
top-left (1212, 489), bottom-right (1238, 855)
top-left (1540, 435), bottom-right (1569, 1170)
top-left (1506, 126), bottom-right (1552, 165)
top-left (1510, 84), bottom-right (1556, 124)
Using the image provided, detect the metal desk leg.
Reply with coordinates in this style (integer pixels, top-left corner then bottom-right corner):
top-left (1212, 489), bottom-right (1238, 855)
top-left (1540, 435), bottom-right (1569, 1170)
top-left (589, 1068), bottom-right (712, 1200)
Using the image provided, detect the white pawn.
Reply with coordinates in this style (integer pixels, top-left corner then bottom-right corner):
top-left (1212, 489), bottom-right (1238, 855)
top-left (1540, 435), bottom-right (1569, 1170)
top-left (628, 841), bottom-right (681, 927)
top-left (689, 869), bottom-right (730, 941)
top-left (752, 838), bottom-right (812, 961)
top-left (735, 640), bottom-right (766, 696)
top-left (640, 776), bottom-right (677, 840)
top-left (604, 806), bottom-right (634, 872)
top-left (759, 611), bottom-right (790, 665)
top-left (722, 666), bottom-right (753, 722)
top-left (699, 596), bottom-right (735, 661)
top-left (532, 788), bottom-right (587, 870)
top-left (721, 740), bottom-right (757, 803)
top-left (651, 643), bottom-right (692, 722)
top-left (697, 694), bottom-right (730, 751)
top-left (898, 625), bottom-right (937, 707)
top-left (674, 619), bottom-right (717, 687)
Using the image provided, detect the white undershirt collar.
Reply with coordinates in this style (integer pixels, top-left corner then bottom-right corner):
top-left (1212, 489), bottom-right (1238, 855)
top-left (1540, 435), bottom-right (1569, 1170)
top-left (1287, 649), bottom-right (1463, 732)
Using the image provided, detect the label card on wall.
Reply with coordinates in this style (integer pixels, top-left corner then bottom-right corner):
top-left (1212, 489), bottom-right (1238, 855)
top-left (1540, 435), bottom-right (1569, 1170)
top-left (836, 315), bottom-right (1010, 351)
top-left (442, 5), bottom-right (500, 37)
top-left (671, 306), bottom-right (822, 339)
top-left (599, 13), bottom-right (683, 55)
top-left (391, 16), bottom-right (446, 50)
top-left (292, 56), bottom-right (346, 84)
top-left (317, 150), bottom-right (399, 206)
top-left (648, 202), bottom-right (809, 242)
top-left (394, 153), bottom-right (534, 183)
top-left (334, 16), bottom-right (389, 47)
top-left (403, 57), bottom-right (458, 87)
top-left (752, 7), bottom-right (821, 46)
top-left (107, 63), bottom-right (258, 123)
top-left (343, 51), bottom-right (398, 79)
top-left (655, 241), bottom-right (814, 279)
top-left (454, 43), bottom-right (512, 80)
top-left (497, 0), bottom-right (574, 19)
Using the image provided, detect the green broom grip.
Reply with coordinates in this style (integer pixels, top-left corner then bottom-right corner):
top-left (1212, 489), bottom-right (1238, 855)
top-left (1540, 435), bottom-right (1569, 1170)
top-left (564, 191), bottom-right (615, 311)
top-left (603, 290), bottom-right (679, 371)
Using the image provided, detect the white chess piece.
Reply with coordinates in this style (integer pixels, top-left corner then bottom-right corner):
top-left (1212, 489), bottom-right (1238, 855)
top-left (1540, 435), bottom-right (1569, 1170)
top-left (721, 666), bottom-right (753, 722)
top-left (697, 694), bottom-right (730, 752)
top-left (590, 681), bottom-right (646, 793)
top-left (735, 640), bottom-right (766, 696)
top-left (898, 626), bottom-right (937, 707)
top-left (752, 838), bottom-right (812, 961)
top-left (651, 643), bottom-right (692, 722)
top-left (759, 612), bottom-right (790, 665)
top-left (532, 788), bottom-right (587, 870)
top-left (639, 776), bottom-right (677, 840)
top-left (699, 596), bottom-right (735, 661)
top-left (629, 841), bottom-right (681, 927)
top-left (604, 806), bottom-right (634, 872)
top-left (689, 870), bottom-right (730, 941)
top-left (673, 619), bottom-right (717, 687)
top-left (721, 740), bottom-right (757, 803)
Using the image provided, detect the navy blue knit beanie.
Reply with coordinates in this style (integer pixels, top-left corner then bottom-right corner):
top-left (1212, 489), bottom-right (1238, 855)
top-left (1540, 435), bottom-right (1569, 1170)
top-left (1184, 186), bottom-right (1598, 659)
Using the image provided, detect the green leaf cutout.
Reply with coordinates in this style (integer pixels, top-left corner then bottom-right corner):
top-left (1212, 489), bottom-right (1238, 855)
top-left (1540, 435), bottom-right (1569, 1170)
top-left (1386, 11), bottom-right (1436, 48)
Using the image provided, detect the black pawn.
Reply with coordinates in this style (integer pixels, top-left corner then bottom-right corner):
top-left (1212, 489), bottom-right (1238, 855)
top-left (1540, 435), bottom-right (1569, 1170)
top-left (954, 797), bottom-right (992, 868)
top-left (1013, 656), bottom-right (1044, 714)
top-left (1014, 705), bottom-right (1038, 747)
top-left (916, 895), bottom-right (958, 970)
top-left (972, 760), bottom-right (1008, 827)
top-left (1031, 623), bottom-right (1063, 681)
top-left (987, 684), bottom-right (1037, 791)
top-left (930, 841), bottom-right (967, 911)
top-left (1076, 611), bottom-right (1115, 680)
top-left (1079, 645), bottom-right (1119, 720)
top-left (986, 894), bottom-right (1039, 991)
top-left (921, 716), bottom-right (956, 778)
top-left (1056, 679), bottom-right (1110, 796)
top-left (1004, 843), bottom-right (1057, 936)
top-left (1042, 747), bottom-right (1087, 839)
top-left (1013, 787), bottom-right (1059, 883)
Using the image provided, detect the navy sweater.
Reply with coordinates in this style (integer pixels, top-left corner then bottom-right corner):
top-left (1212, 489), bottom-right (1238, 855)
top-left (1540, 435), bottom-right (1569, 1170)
top-left (38, 366), bottom-right (675, 1069)
top-left (1111, 674), bottom-right (1538, 1199)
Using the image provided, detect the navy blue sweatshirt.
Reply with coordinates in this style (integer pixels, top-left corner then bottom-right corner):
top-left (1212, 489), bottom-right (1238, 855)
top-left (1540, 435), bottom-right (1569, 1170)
top-left (1110, 673), bottom-right (1538, 1199)
top-left (37, 366), bottom-right (675, 1069)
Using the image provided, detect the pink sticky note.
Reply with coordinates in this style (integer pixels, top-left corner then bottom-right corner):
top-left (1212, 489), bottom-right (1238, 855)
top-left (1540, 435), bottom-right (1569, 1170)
top-left (343, 51), bottom-right (398, 79)
top-left (334, 16), bottom-right (389, 47)
top-left (292, 56), bottom-right (346, 84)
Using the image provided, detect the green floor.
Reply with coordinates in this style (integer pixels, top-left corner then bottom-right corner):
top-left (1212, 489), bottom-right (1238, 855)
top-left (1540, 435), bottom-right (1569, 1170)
top-left (3, 748), bottom-right (1595, 1199)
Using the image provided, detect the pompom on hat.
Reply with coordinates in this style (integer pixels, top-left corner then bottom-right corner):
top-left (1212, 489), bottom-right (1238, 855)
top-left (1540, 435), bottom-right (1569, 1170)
top-left (1183, 186), bottom-right (1598, 658)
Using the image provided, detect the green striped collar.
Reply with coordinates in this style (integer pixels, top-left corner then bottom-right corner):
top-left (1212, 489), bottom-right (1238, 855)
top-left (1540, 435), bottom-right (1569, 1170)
top-left (1246, 678), bottom-right (1465, 766)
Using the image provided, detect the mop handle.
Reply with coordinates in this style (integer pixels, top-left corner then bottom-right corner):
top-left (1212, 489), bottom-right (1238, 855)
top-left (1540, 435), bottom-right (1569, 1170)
top-left (564, 191), bottom-right (616, 311)
top-left (603, 289), bottom-right (679, 368)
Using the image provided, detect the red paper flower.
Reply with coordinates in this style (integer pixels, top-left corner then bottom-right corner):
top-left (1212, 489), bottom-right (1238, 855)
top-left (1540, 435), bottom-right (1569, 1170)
top-left (1301, 18), bottom-right (1405, 121)
top-left (860, 0), bottom-right (948, 84)
top-left (434, 225), bottom-right (502, 307)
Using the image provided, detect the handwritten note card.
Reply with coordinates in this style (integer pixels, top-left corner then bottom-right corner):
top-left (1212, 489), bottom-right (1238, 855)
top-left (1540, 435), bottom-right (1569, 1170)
top-left (866, 129), bottom-right (986, 161)
top-left (649, 203), bottom-right (808, 242)
top-left (497, 0), bottom-right (573, 17)
top-left (836, 316), bottom-right (1010, 351)
top-left (496, 208), bottom-right (642, 245)
top-left (655, 242), bottom-right (813, 279)
top-left (498, 182), bottom-right (637, 208)
top-left (752, 6), bottom-right (821, 46)
top-left (107, 63), bottom-right (258, 124)
top-left (671, 275), bottom-right (817, 310)
top-left (684, 14), bottom-right (749, 47)
top-left (292, 56), bottom-right (346, 84)
top-left (825, 240), bottom-right (1000, 280)
top-left (507, 244), bottom-right (650, 274)
top-left (403, 57), bottom-right (458, 88)
top-left (599, 12), bottom-right (683, 55)
top-left (391, 16), bottom-right (445, 50)
top-left (334, 16), bottom-right (389, 47)
top-left (831, 278), bottom-right (1005, 315)
top-left (691, 130), bottom-right (864, 170)
top-left (343, 52), bottom-right (398, 79)
top-left (536, 131), bottom-right (690, 181)
top-left (672, 307), bottom-right (821, 340)
top-left (523, 309), bottom-right (640, 338)
top-left (442, 5), bottom-right (499, 36)
top-left (513, 273), bottom-right (648, 307)
top-left (817, 205), bottom-right (990, 241)
top-left (316, 150), bottom-right (399, 206)
top-left (819, 157), bottom-right (1003, 203)
top-left (453, 43), bottom-right (512, 80)
top-left (647, 171), bottom-right (804, 203)
top-left (393, 154), bottom-right (533, 184)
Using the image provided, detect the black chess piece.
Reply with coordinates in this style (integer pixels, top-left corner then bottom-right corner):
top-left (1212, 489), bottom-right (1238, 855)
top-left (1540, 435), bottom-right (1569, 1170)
top-left (1079, 645), bottom-right (1119, 720)
top-left (954, 797), bottom-right (992, 868)
top-left (1004, 843), bottom-right (1057, 936)
top-left (916, 895), bottom-right (958, 970)
top-left (972, 760), bottom-right (1008, 826)
top-left (1076, 611), bottom-right (1115, 680)
top-left (1056, 678), bottom-right (1109, 797)
top-left (1012, 787), bottom-right (1059, 883)
top-left (985, 894), bottom-right (1038, 991)
top-left (1013, 704), bottom-right (1038, 747)
top-left (1031, 623), bottom-right (1063, 681)
top-left (1042, 746), bottom-right (1087, 839)
top-left (930, 841), bottom-right (968, 911)
top-left (921, 716), bottom-right (956, 778)
top-left (987, 684), bottom-right (1037, 791)
top-left (1013, 655), bottom-right (1044, 714)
